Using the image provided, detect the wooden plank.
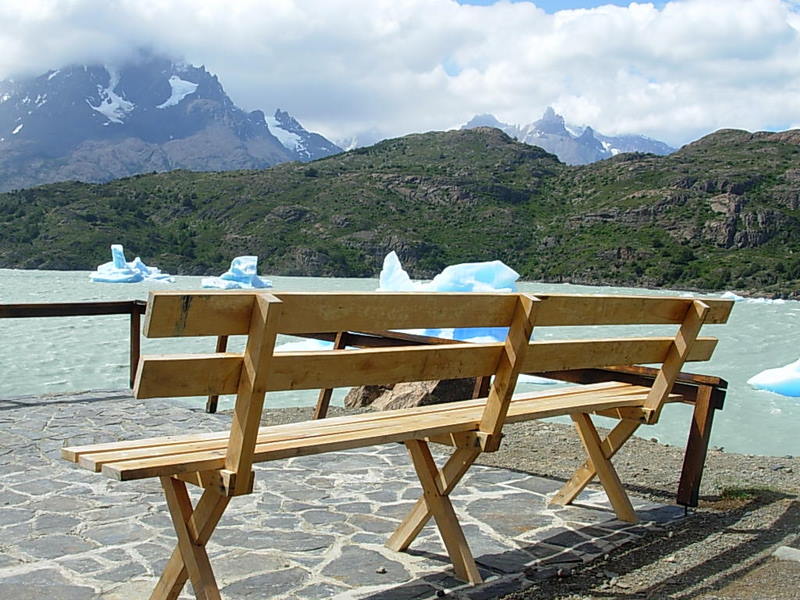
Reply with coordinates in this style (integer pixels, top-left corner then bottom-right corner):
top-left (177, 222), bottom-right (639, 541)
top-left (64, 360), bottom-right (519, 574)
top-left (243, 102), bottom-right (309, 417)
top-left (643, 301), bottom-right (710, 421)
top-left (677, 384), bottom-right (717, 507)
top-left (133, 336), bottom-right (717, 399)
top-left (130, 309), bottom-right (141, 388)
top-left (150, 487), bottom-right (230, 599)
top-left (67, 381), bottom-right (633, 466)
top-left (144, 291), bottom-right (259, 337)
top-left (205, 336), bottom-right (229, 413)
top-left (550, 418), bottom-right (641, 506)
top-left (312, 331), bottom-right (346, 419)
top-left (159, 477), bottom-right (223, 600)
top-left (139, 292), bottom-right (732, 337)
top-left (529, 294), bottom-right (732, 326)
top-left (0, 300), bottom-right (142, 318)
top-left (479, 294), bottom-right (538, 439)
top-left (404, 439), bottom-right (481, 584)
top-left (224, 294), bottom-right (282, 495)
top-left (571, 413), bottom-right (638, 523)
top-left (387, 447), bottom-right (481, 552)
top-left (99, 385), bottom-right (654, 481)
top-left (134, 354), bottom-right (243, 399)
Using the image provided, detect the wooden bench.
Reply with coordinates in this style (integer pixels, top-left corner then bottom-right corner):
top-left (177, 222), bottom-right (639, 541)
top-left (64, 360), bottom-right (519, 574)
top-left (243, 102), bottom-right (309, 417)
top-left (62, 290), bottom-right (733, 599)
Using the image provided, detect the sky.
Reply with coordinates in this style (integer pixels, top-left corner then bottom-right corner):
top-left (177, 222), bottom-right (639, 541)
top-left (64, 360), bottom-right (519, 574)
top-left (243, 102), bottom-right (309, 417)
top-left (0, 0), bottom-right (798, 148)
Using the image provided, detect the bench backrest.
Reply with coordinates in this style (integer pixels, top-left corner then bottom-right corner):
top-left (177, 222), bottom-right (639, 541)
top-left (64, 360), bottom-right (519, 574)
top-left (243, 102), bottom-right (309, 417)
top-left (134, 291), bottom-right (732, 494)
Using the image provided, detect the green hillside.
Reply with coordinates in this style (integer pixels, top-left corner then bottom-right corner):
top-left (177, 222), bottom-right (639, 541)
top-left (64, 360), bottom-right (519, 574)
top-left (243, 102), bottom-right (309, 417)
top-left (1, 127), bottom-right (799, 297)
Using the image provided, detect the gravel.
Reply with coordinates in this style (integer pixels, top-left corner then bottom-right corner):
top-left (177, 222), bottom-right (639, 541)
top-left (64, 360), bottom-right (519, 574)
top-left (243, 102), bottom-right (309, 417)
top-left (259, 406), bottom-right (800, 600)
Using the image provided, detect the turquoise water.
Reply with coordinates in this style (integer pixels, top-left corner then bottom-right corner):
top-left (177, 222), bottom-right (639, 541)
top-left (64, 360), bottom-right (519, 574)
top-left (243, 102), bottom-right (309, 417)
top-left (1, 268), bottom-right (798, 456)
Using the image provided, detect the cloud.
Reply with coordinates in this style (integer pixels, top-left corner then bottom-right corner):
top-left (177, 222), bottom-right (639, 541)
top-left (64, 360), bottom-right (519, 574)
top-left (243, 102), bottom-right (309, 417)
top-left (0, 0), bottom-right (798, 146)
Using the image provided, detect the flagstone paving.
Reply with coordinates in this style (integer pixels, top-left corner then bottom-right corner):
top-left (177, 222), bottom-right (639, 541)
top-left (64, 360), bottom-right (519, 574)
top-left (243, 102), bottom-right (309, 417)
top-left (0, 390), bottom-right (684, 599)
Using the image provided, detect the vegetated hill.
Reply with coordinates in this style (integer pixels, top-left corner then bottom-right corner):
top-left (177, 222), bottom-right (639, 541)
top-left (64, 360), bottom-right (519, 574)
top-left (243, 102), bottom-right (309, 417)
top-left (1, 127), bottom-right (798, 297)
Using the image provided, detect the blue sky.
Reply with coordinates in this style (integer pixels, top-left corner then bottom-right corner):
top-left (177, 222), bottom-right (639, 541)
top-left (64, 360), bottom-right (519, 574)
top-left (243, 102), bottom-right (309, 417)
top-left (1, 0), bottom-right (798, 146)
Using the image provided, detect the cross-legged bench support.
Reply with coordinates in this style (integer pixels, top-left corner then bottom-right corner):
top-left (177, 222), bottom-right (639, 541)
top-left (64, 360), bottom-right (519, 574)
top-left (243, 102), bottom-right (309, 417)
top-left (62, 290), bottom-right (732, 598)
top-left (153, 480), bottom-right (231, 600)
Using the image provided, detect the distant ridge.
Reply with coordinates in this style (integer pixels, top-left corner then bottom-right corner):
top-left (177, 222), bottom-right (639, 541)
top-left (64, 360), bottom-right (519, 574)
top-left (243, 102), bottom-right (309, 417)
top-left (462, 107), bottom-right (675, 164)
top-left (1, 126), bottom-right (798, 298)
top-left (0, 54), bottom-right (341, 192)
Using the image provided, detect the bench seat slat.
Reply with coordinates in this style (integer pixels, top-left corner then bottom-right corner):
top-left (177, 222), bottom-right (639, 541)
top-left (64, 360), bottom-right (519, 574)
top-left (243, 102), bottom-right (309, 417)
top-left (69, 383), bottom-right (677, 481)
top-left (73, 382), bottom-right (641, 471)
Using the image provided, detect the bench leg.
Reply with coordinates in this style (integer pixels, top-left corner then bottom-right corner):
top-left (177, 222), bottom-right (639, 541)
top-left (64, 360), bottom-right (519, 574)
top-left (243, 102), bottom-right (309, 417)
top-left (550, 418), bottom-right (640, 508)
top-left (401, 440), bottom-right (482, 584)
top-left (568, 413), bottom-right (638, 523)
top-left (152, 477), bottom-right (230, 600)
top-left (387, 446), bottom-right (480, 552)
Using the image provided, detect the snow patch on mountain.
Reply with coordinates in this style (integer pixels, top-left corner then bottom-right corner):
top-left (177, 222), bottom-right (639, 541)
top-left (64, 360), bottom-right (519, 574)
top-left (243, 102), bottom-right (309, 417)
top-left (157, 75), bottom-right (198, 109)
top-left (265, 115), bottom-right (306, 156)
top-left (11, 124), bottom-right (23, 135)
top-left (87, 71), bottom-right (134, 124)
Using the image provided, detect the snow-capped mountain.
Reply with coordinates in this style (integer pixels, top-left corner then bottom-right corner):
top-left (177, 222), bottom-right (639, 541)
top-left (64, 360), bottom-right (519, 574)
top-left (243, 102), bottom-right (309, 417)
top-left (266, 109), bottom-right (341, 161)
top-left (462, 108), bottom-right (675, 165)
top-left (0, 54), bottom-right (341, 192)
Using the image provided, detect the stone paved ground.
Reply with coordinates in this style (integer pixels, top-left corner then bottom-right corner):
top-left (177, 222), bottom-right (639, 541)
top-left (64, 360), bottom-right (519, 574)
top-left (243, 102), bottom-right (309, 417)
top-left (0, 390), bottom-right (686, 599)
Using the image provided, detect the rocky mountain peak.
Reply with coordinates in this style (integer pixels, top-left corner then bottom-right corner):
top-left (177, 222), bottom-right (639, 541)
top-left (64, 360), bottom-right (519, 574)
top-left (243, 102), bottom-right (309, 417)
top-left (461, 108), bottom-right (675, 165)
top-left (0, 54), bottom-right (340, 191)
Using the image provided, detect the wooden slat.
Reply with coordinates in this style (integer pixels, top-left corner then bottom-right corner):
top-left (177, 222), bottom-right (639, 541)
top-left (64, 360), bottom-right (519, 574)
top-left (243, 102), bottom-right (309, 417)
top-left (134, 337), bottom-right (718, 399)
top-left (134, 354), bottom-right (243, 399)
top-left (142, 291), bottom-right (734, 338)
top-left (144, 291), bottom-right (260, 337)
top-left (66, 381), bottom-right (631, 465)
top-left (96, 384), bottom-right (657, 481)
top-left (530, 294), bottom-right (732, 326)
top-left (479, 294), bottom-right (538, 439)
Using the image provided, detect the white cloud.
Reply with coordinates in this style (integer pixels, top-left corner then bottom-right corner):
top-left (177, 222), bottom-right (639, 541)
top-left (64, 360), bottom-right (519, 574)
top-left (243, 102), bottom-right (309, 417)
top-left (0, 0), bottom-right (798, 146)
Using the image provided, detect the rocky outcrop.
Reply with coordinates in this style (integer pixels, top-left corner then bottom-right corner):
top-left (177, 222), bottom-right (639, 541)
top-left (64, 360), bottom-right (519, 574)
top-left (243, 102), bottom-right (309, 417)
top-left (345, 379), bottom-right (476, 411)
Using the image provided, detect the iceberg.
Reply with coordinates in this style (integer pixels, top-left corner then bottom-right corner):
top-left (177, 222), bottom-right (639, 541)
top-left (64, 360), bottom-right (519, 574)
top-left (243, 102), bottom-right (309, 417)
top-left (90, 244), bottom-right (174, 283)
top-left (201, 256), bottom-right (272, 290)
top-left (747, 359), bottom-right (800, 397)
top-left (378, 251), bottom-right (519, 342)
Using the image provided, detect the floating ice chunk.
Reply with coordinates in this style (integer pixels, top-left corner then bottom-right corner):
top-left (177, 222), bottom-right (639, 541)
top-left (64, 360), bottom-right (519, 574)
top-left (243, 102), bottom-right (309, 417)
top-left (377, 251), bottom-right (519, 342)
top-left (378, 252), bottom-right (416, 292)
top-left (90, 244), bottom-right (174, 283)
top-left (720, 291), bottom-right (786, 305)
top-left (721, 291), bottom-right (745, 302)
top-left (201, 256), bottom-right (272, 289)
top-left (747, 358), bottom-right (800, 397)
top-left (427, 260), bottom-right (519, 293)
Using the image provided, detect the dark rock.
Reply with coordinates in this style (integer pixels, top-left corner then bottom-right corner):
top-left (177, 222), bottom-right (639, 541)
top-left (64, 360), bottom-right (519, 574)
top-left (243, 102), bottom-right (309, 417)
top-left (371, 378), bottom-right (476, 410)
top-left (344, 384), bottom-right (394, 408)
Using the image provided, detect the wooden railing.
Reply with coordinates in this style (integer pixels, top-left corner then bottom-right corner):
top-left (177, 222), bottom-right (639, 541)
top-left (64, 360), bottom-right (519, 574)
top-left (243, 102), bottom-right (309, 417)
top-left (0, 301), bottom-right (726, 508)
top-left (0, 300), bottom-right (147, 388)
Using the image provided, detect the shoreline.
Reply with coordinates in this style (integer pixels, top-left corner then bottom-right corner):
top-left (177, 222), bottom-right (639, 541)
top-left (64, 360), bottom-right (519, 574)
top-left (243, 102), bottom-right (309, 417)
top-left (2, 266), bottom-right (797, 302)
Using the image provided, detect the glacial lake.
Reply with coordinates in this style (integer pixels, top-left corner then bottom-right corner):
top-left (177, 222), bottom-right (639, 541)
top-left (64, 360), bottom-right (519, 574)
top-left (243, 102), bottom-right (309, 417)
top-left (1, 268), bottom-right (798, 457)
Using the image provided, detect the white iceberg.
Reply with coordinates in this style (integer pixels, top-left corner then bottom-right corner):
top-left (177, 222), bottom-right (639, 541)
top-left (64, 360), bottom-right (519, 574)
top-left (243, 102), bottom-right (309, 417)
top-left (747, 359), bottom-right (800, 397)
top-left (90, 244), bottom-right (174, 283)
top-left (201, 256), bottom-right (272, 290)
top-left (378, 251), bottom-right (519, 343)
top-left (720, 291), bottom-right (786, 305)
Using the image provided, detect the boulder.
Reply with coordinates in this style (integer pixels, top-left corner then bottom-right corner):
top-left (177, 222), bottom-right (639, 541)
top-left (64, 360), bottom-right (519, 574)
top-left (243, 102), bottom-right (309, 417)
top-left (370, 378), bottom-right (476, 411)
top-left (343, 384), bottom-right (394, 408)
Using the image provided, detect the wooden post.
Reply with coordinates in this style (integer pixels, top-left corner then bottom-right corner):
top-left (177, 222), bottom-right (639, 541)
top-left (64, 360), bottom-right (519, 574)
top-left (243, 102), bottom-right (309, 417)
top-left (205, 335), bottom-right (229, 414)
top-left (129, 307), bottom-right (141, 388)
top-left (677, 384), bottom-right (721, 507)
top-left (312, 331), bottom-right (347, 420)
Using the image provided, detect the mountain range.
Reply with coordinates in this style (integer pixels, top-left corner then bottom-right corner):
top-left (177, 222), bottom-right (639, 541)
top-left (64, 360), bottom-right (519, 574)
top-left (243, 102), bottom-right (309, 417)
top-left (0, 55), bottom-right (342, 192)
top-left (462, 108), bottom-right (675, 165)
top-left (1, 127), bottom-right (797, 297)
